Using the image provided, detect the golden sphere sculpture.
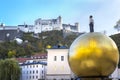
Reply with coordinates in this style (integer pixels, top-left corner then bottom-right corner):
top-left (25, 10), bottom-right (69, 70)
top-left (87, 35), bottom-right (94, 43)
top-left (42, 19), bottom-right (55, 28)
top-left (68, 32), bottom-right (119, 77)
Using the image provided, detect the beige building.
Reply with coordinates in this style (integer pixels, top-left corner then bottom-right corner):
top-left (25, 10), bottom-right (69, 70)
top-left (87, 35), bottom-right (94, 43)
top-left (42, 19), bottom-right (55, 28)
top-left (46, 48), bottom-right (74, 80)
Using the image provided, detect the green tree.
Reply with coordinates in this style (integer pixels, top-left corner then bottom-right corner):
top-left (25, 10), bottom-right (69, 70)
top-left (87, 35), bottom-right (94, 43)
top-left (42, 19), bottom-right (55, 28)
top-left (23, 43), bottom-right (34, 56)
top-left (110, 33), bottom-right (120, 68)
top-left (16, 47), bottom-right (26, 57)
top-left (64, 34), bottom-right (78, 47)
top-left (0, 44), bottom-right (8, 59)
top-left (8, 50), bottom-right (16, 58)
top-left (114, 19), bottom-right (120, 32)
top-left (0, 59), bottom-right (21, 80)
top-left (0, 30), bottom-right (80, 58)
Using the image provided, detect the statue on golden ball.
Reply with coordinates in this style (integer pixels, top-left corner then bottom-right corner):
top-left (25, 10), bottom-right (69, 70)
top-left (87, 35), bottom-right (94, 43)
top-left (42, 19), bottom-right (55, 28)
top-left (68, 15), bottom-right (119, 80)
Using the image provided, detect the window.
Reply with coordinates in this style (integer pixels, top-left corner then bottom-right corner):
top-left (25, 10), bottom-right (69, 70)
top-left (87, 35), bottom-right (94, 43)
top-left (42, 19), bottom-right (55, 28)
top-left (42, 70), bottom-right (44, 74)
top-left (61, 56), bottom-right (64, 61)
top-left (33, 76), bottom-right (34, 79)
top-left (36, 70), bottom-right (38, 73)
top-left (36, 76), bottom-right (38, 79)
top-left (36, 65), bottom-right (38, 67)
top-left (54, 56), bottom-right (57, 61)
top-left (33, 70), bottom-right (34, 74)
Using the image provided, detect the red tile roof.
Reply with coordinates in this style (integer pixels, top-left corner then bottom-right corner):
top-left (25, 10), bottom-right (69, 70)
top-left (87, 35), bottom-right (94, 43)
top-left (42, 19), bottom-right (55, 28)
top-left (16, 58), bottom-right (31, 63)
top-left (16, 53), bottom-right (47, 63)
top-left (32, 53), bottom-right (47, 59)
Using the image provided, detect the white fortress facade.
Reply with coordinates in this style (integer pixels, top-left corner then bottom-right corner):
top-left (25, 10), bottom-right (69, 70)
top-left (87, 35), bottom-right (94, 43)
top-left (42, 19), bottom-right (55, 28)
top-left (17, 16), bottom-right (80, 33)
top-left (34, 16), bottom-right (63, 33)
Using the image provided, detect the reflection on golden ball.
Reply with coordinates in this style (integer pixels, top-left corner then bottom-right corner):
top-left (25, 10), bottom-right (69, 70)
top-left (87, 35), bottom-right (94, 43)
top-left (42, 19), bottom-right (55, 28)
top-left (68, 32), bottom-right (119, 77)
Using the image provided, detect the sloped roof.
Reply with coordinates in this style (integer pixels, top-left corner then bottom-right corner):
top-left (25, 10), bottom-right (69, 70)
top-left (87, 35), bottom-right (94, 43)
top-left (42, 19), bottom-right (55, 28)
top-left (31, 53), bottom-right (47, 59)
top-left (16, 57), bottom-right (31, 63)
top-left (20, 61), bottom-right (47, 66)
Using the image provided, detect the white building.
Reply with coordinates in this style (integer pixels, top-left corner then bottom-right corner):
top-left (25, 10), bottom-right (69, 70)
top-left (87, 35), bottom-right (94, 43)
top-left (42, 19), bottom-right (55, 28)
top-left (20, 60), bottom-right (47, 80)
top-left (34, 16), bottom-right (62, 33)
top-left (34, 16), bottom-right (80, 33)
top-left (1, 16), bottom-right (80, 33)
top-left (62, 23), bottom-right (80, 33)
top-left (46, 48), bottom-right (74, 80)
top-left (18, 24), bottom-right (34, 33)
top-left (17, 53), bottom-right (47, 80)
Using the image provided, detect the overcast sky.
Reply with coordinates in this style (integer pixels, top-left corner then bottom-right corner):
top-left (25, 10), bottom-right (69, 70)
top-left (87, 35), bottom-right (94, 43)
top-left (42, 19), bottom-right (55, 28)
top-left (0, 0), bottom-right (120, 35)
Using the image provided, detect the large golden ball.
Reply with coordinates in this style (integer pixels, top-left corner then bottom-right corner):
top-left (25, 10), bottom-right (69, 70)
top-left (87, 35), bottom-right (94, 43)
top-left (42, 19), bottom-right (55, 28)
top-left (68, 32), bottom-right (119, 77)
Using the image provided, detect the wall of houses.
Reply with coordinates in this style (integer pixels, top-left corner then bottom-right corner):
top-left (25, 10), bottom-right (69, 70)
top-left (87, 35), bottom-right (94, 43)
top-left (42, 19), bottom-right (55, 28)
top-left (20, 61), bottom-right (47, 80)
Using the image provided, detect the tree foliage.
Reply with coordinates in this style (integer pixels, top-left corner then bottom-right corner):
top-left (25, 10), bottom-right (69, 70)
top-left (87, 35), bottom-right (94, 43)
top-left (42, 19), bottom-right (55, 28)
top-left (110, 33), bottom-right (120, 68)
top-left (8, 50), bottom-right (16, 58)
top-left (0, 59), bottom-right (21, 80)
top-left (0, 30), bottom-right (79, 58)
top-left (114, 19), bottom-right (120, 32)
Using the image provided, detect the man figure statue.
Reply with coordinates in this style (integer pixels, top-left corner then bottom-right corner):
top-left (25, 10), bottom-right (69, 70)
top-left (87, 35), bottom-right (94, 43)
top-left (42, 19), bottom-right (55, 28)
top-left (89, 15), bottom-right (94, 32)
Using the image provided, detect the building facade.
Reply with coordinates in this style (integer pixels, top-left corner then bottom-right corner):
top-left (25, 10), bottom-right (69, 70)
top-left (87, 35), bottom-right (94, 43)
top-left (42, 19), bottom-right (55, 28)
top-left (1, 16), bottom-right (80, 33)
top-left (46, 48), bottom-right (74, 80)
top-left (18, 24), bottom-right (34, 33)
top-left (34, 16), bottom-right (62, 33)
top-left (34, 16), bottom-right (80, 33)
top-left (20, 60), bottom-right (47, 80)
top-left (17, 53), bottom-right (47, 80)
top-left (62, 23), bottom-right (80, 33)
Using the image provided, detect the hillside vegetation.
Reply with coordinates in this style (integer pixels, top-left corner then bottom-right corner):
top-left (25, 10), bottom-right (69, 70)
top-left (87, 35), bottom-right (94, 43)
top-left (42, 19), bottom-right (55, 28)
top-left (0, 30), bottom-right (120, 67)
top-left (0, 30), bottom-right (78, 59)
